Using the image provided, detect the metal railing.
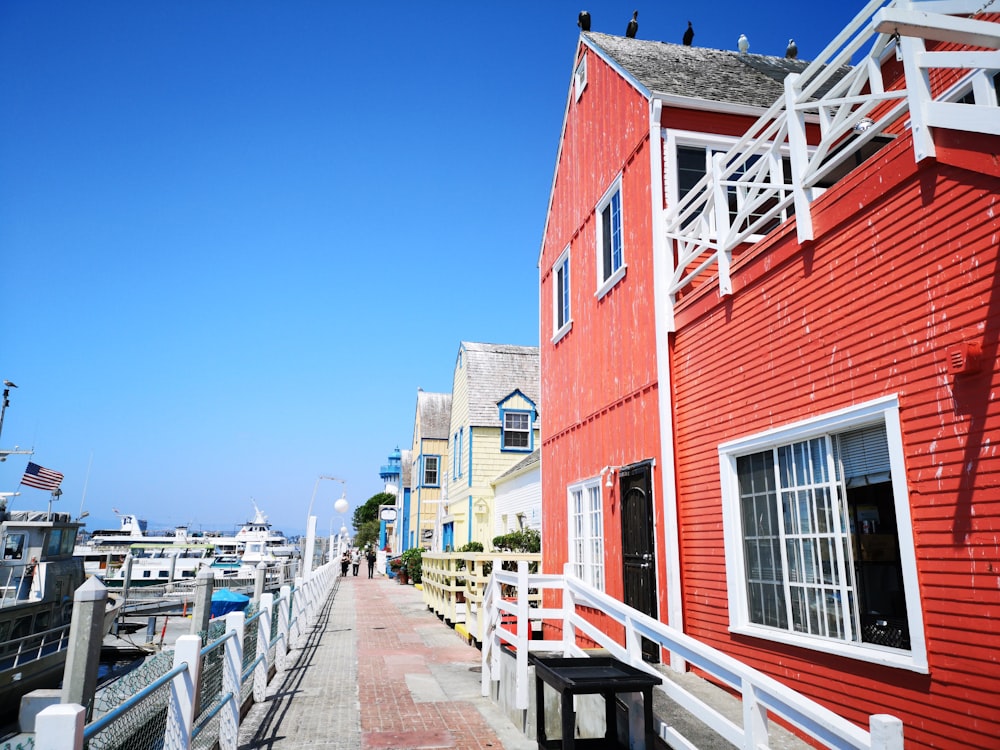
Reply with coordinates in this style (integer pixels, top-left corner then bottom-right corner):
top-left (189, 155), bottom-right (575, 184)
top-left (0, 624), bottom-right (71, 672)
top-left (481, 561), bottom-right (903, 750)
top-left (34, 561), bottom-right (336, 750)
top-left (663, 0), bottom-right (1000, 327)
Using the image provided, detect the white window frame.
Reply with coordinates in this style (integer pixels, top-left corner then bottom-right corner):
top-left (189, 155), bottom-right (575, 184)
top-left (552, 246), bottom-right (572, 343)
top-left (501, 410), bottom-right (532, 452)
top-left (567, 477), bottom-right (605, 590)
top-left (718, 395), bottom-right (927, 672)
top-left (574, 54), bottom-right (587, 101)
top-left (422, 455), bottom-right (440, 487)
top-left (595, 177), bottom-right (625, 298)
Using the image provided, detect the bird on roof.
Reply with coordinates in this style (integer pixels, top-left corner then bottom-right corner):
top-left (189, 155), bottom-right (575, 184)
top-left (578, 10), bottom-right (591, 32)
top-left (2, 381), bottom-right (15, 388)
top-left (738, 33), bottom-right (749, 54)
top-left (786, 38), bottom-right (798, 59)
top-left (626, 10), bottom-right (638, 38)
top-left (682, 21), bottom-right (694, 46)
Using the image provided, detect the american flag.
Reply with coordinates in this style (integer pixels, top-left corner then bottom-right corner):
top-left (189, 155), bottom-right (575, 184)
top-left (20, 462), bottom-right (64, 492)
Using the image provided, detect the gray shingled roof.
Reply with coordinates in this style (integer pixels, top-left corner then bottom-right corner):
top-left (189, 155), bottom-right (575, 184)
top-left (583, 32), bottom-right (847, 109)
top-left (416, 390), bottom-right (452, 440)
top-left (494, 448), bottom-right (540, 484)
top-left (460, 342), bottom-right (540, 428)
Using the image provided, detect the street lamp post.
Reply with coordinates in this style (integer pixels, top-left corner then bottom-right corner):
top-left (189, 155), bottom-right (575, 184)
top-left (303, 476), bottom-right (345, 577)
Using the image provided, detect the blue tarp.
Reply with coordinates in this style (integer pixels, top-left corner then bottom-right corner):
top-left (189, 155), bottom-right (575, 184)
top-left (210, 588), bottom-right (250, 618)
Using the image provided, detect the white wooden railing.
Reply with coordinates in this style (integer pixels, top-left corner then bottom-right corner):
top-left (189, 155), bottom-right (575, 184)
top-left (664, 0), bottom-right (1000, 327)
top-left (34, 561), bottom-right (337, 750)
top-left (481, 561), bottom-right (903, 750)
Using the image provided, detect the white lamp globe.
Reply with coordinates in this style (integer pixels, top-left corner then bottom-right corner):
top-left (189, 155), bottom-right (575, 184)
top-left (334, 495), bottom-right (349, 514)
top-left (340, 525), bottom-right (348, 536)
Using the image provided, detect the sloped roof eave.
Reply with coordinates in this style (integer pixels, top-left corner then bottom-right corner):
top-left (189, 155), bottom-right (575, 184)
top-left (537, 35), bottom-right (653, 271)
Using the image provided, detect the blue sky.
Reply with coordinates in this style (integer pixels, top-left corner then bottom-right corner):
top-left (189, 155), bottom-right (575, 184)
top-left (0, 2), bottom-right (864, 536)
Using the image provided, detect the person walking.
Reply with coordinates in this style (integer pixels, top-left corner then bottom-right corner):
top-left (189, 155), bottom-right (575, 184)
top-left (351, 547), bottom-right (361, 576)
top-left (366, 548), bottom-right (377, 578)
top-left (340, 550), bottom-right (350, 577)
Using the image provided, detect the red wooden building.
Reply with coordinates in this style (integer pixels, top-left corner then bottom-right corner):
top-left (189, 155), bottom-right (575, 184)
top-left (538, 3), bottom-right (1000, 747)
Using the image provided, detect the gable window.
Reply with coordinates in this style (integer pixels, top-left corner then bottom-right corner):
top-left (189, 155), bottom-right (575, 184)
top-left (574, 54), bottom-right (587, 101)
top-left (568, 478), bottom-right (604, 590)
top-left (553, 247), bottom-right (571, 342)
top-left (596, 179), bottom-right (625, 296)
top-left (502, 411), bottom-right (531, 450)
top-left (422, 455), bottom-right (440, 487)
top-left (720, 397), bottom-right (926, 671)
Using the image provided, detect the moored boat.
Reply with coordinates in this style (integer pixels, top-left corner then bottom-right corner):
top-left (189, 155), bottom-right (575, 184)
top-left (0, 496), bottom-right (86, 719)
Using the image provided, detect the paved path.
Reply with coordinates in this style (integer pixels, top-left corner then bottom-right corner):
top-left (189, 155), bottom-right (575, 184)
top-left (238, 573), bottom-right (535, 750)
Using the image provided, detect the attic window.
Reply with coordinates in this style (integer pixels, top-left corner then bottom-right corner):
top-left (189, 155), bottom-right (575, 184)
top-left (574, 55), bottom-right (587, 101)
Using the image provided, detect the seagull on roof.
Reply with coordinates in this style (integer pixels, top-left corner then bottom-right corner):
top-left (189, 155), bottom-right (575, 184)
top-left (738, 33), bottom-right (749, 54)
top-left (2, 381), bottom-right (15, 388)
top-left (626, 10), bottom-right (638, 38)
top-left (578, 10), bottom-right (591, 32)
top-left (683, 21), bottom-right (694, 46)
top-left (786, 38), bottom-right (798, 59)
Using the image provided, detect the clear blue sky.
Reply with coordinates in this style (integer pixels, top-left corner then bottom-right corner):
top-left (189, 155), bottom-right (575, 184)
top-left (0, 2), bottom-right (864, 536)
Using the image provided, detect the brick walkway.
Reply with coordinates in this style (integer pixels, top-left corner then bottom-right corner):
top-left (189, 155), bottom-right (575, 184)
top-left (238, 572), bottom-right (534, 750)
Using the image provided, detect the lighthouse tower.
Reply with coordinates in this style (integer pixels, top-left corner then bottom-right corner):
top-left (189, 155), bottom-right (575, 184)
top-left (379, 446), bottom-right (402, 495)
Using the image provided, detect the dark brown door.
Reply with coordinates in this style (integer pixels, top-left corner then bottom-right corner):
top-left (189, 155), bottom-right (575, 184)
top-left (620, 462), bottom-right (659, 663)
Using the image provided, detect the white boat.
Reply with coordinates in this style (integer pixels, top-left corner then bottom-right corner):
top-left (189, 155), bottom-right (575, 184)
top-left (207, 501), bottom-right (300, 576)
top-left (0, 496), bottom-right (87, 720)
top-left (74, 513), bottom-right (215, 587)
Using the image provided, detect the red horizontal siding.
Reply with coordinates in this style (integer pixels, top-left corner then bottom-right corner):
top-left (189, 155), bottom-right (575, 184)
top-left (671, 125), bottom-right (1000, 749)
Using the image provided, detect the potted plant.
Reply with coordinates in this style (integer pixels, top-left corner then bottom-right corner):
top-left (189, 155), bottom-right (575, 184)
top-left (401, 547), bottom-right (423, 585)
top-left (388, 556), bottom-right (404, 580)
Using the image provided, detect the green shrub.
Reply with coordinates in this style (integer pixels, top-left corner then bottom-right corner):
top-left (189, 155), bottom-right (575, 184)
top-left (401, 547), bottom-right (423, 583)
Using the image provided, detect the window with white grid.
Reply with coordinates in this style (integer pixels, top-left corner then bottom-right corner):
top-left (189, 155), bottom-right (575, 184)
top-left (568, 478), bottom-right (604, 590)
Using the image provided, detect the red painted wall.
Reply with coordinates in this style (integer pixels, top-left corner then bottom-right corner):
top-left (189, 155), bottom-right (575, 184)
top-left (539, 43), bottom-right (662, 598)
top-left (670, 130), bottom-right (1000, 749)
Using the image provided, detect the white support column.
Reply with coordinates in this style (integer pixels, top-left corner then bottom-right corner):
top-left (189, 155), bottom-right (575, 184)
top-left (254, 593), bottom-right (273, 703)
top-left (220, 612), bottom-right (244, 750)
top-left (710, 152), bottom-right (733, 296)
top-left (784, 73), bottom-right (814, 244)
top-left (35, 704), bottom-right (85, 750)
top-left (515, 561), bottom-right (530, 711)
top-left (900, 34), bottom-right (936, 161)
top-left (165, 635), bottom-right (201, 750)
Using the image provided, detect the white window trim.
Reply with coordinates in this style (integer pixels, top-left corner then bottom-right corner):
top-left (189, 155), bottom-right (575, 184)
top-left (552, 246), bottom-right (572, 344)
top-left (595, 176), bottom-right (626, 299)
top-left (718, 395), bottom-right (928, 673)
top-left (501, 409), bottom-right (532, 452)
top-left (567, 477), bottom-right (605, 590)
top-left (574, 54), bottom-right (587, 101)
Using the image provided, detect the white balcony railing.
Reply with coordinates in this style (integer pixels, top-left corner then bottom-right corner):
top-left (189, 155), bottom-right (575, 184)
top-left (664, 0), bottom-right (1000, 327)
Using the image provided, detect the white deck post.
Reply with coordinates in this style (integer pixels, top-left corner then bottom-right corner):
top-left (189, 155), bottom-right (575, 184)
top-left (276, 584), bottom-right (291, 672)
top-left (562, 562), bottom-right (576, 655)
top-left (35, 704), bottom-right (85, 750)
top-left (165, 634), bottom-right (201, 750)
top-left (220, 612), bottom-right (244, 750)
top-left (871, 714), bottom-right (904, 750)
top-left (255, 592), bottom-right (273, 703)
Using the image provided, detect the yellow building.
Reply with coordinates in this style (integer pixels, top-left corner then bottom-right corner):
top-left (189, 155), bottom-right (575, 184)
top-left (407, 389), bottom-right (451, 551)
top-left (442, 342), bottom-right (540, 550)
